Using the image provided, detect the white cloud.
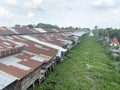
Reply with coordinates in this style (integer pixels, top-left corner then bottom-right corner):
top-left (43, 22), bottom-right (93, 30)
top-left (5, 0), bottom-right (17, 5)
top-left (0, 0), bottom-right (120, 28)
top-left (93, 0), bottom-right (102, 6)
top-left (27, 12), bottom-right (35, 18)
top-left (110, 8), bottom-right (120, 20)
top-left (93, 0), bottom-right (119, 9)
top-left (32, 0), bottom-right (42, 5)
top-left (0, 7), bottom-right (14, 17)
top-left (96, 17), bottom-right (108, 23)
top-left (24, 1), bottom-right (33, 8)
top-left (24, 0), bottom-right (43, 8)
top-left (111, 9), bottom-right (119, 15)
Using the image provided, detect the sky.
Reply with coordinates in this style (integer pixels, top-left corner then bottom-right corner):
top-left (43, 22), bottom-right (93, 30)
top-left (0, 0), bottom-right (120, 29)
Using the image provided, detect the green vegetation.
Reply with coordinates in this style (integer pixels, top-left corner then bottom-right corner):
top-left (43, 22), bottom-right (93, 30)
top-left (35, 36), bottom-right (120, 90)
top-left (14, 23), bottom-right (60, 29)
top-left (14, 23), bottom-right (85, 30)
top-left (93, 27), bottom-right (120, 42)
top-left (93, 27), bottom-right (120, 72)
top-left (36, 23), bottom-right (60, 29)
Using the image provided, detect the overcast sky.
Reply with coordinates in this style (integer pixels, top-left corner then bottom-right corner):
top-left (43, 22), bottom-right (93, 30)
top-left (0, 0), bottom-right (120, 29)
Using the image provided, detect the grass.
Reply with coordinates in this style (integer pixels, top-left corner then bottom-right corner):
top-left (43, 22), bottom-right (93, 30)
top-left (35, 36), bottom-right (120, 90)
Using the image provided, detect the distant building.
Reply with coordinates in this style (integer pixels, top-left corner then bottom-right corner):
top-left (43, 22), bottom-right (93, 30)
top-left (89, 31), bottom-right (94, 36)
top-left (113, 37), bottom-right (119, 46)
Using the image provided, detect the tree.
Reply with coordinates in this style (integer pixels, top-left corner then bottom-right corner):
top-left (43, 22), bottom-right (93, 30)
top-left (27, 24), bottom-right (34, 28)
top-left (94, 25), bottom-right (98, 30)
top-left (36, 23), bottom-right (60, 29)
top-left (15, 24), bottom-right (21, 28)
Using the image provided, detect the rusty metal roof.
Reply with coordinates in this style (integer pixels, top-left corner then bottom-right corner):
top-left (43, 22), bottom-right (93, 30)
top-left (6, 27), bottom-right (19, 34)
top-left (31, 34), bottom-right (67, 47)
top-left (0, 51), bottom-right (45, 79)
top-left (0, 35), bottom-right (58, 81)
top-left (0, 27), bottom-right (88, 89)
top-left (22, 35), bottom-right (67, 52)
top-left (0, 27), bottom-right (15, 35)
top-left (13, 27), bottom-right (36, 34)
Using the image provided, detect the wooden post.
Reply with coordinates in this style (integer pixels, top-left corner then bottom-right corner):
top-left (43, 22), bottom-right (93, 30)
top-left (32, 82), bottom-right (35, 90)
top-left (38, 79), bottom-right (41, 86)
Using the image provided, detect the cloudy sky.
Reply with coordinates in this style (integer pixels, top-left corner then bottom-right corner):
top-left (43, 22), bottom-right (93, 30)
top-left (0, 0), bottom-right (120, 29)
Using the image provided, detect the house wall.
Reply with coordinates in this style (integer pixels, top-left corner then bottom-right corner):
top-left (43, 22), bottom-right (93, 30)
top-left (2, 81), bottom-right (19, 90)
top-left (20, 67), bottom-right (42, 90)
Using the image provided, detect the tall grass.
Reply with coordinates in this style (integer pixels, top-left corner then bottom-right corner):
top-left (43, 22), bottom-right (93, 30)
top-left (35, 36), bottom-right (120, 90)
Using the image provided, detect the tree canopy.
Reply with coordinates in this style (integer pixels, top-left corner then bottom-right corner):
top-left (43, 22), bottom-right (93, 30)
top-left (35, 23), bottom-right (60, 29)
top-left (93, 26), bottom-right (120, 42)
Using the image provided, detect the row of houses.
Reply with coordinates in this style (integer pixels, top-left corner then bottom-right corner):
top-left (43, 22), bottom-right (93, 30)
top-left (0, 27), bottom-right (89, 90)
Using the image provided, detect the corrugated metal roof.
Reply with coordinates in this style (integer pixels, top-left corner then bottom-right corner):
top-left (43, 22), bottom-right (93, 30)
top-left (0, 71), bottom-right (17, 90)
top-left (0, 27), bottom-right (88, 89)
top-left (7, 36), bottom-right (57, 57)
top-left (72, 31), bottom-right (86, 37)
top-left (13, 27), bottom-right (34, 34)
top-left (0, 55), bottom-right (31, 70)
top-left (31, 56), bottom-right (44, 62)
top-left (57, 38), bottom-right (73, 45)
top-left (51, 29), bottom-right (59, 32)
top-left (44, 29), bottom-right (56, 32)
top-left (0, 27), bottom-right (14, 35)
top-left (33, 28), bottom-right (47, 33)
top-left (0, 63), bottom-right (30, 79)
top-left (6, 27), bottom-right (19, 34)
top-left (0, 52), bottom-right (45, 79)
top-left (31, 34), bottom-right (67, 47)
top-left (7, 39), bottom-right (28, 46)
top-left (22, 35), bottom-right (67, 52)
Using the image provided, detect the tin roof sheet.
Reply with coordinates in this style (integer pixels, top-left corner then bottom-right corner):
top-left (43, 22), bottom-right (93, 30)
top-left (6, 27), bottom-right (19, 34)
top-left (33, 28), bottom-right (47, 33)
top-left (72, 31), bottom-right (86, 37)
top-left (0, 55), bottom-right (31, 70)
top-left (0, 27), bottom-right (14, 35)
top-left (22, 35), bottom-right (67, 52)
top-left (0, 52), bottom-right (44, 79)
top-left (13, 27), bottom-right (35, 34)
top-left (31, 34), bottom-right (67, 47)
top-left (0, 70), bottom-right (17, 90)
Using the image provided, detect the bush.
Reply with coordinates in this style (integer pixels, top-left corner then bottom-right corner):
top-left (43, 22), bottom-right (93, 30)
top-left (115, 56), bottom-right (120, 61)
top-left (105, 50), bottom-right (112, 56)
top-left (114, 46), bottom-right (119, 49)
